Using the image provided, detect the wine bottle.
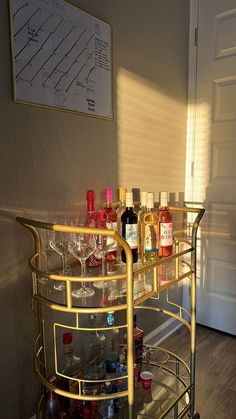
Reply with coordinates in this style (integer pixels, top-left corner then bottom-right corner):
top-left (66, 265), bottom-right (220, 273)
top-left (116, 187), bottom-right (127, 236)
top-left (158, 191), bottom-right (173, 257)
top-left (138, 191), bottom-right (147, 261)
top-left (86, 190), bottom-right (101, 268)
top-left (100, 188), bottom-right (117, 263)
top-left (141, 192), bottom-right (158, 263)
top-left (116, 186), bottom-right (127, 263)
top-left (121, 192), bottom-right (138, 263)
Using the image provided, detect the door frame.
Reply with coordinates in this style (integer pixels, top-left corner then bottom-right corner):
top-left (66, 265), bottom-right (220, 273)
top-left (183, 0), bottom-right (199, 312)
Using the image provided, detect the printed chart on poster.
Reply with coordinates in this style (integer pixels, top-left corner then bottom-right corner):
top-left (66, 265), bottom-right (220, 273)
top-left (9, 0), bottom-right (112, 118)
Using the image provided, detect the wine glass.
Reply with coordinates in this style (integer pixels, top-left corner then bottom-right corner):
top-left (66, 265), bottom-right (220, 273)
top-left (38, 229), bottom-right (54, 285)
top-left (68, 233), bottom-right (96, 298)
top-left (49, 231), bottom-right (70, 291)
top-left (93, 234), bottom-right (115, 289)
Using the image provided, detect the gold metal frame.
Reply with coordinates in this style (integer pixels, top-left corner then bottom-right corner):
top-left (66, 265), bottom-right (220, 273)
top-left (17, 205), bottom-right (204, 418)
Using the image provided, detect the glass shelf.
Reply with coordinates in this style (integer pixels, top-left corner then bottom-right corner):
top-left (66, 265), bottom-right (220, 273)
top-left (31, 238), bottom-right (193, 310)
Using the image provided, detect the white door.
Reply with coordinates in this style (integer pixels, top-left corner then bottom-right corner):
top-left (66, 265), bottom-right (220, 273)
top-left (188, 0), bottom-right (236, 335)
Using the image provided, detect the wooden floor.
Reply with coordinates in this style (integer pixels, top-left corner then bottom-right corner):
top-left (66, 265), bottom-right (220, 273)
top-left (162, 325), bottom-right (236, 419)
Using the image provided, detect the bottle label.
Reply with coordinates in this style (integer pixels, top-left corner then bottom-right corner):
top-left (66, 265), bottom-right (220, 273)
top-left (160, 222), bottom-right (173, 246)
top-left (125, 224), bottom-right (138, 249)
top-left (106, 221), bottom-right (117, 250)
top-left (144, 224), bottom-right (158, 251)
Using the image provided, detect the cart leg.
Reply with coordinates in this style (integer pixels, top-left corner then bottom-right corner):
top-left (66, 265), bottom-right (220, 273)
top-left (189, 411), bottom-right (200, 419)
top-left (174, 362), bottom-right (180, 419)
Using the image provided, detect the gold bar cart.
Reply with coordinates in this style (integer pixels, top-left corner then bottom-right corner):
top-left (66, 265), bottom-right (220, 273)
top-left (17, 205), bottom-right (204, 418)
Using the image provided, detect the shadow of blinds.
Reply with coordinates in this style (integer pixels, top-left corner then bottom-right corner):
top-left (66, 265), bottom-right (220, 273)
top-left (117, 68), bottom-right (187, 197)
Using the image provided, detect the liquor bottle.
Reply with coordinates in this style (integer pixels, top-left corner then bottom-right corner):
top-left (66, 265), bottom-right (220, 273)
top-left (104, 312), bottom-right (120, 374)
top-left (105, 381), bottom-right (114, 418)
top-left (100, 188), bottom-right (117, 263)
top-left (141, 192), bottom-right (158, 263)
top-left (58, 332), bottom-right (81, 413)
top-left (133, 313), bottom-right (144, 377)
top-left (86, 190), bottom-right (101, 268)
top-left (42, 376), bottom-right (60, 419)
top-left (121, 192), bottom-right (138, 263)
top-left (123, 313), bottom-right (144, 378)
top-left (116, 187), bottom-right (127, 264)
top-left (158, 191), bottom-right (173, 257)
top-left (116, 187), bottom-right (127, 235)
top-left (84, 315), bottom-right (106, 380)
top-left (138, 191), bottom-right (147, 261)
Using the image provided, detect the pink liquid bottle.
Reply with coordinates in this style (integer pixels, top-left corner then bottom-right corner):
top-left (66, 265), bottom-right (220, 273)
top-left (100, 188), bottom-right (117, 263)
top-left (86, 190), bottom-right (101, 268)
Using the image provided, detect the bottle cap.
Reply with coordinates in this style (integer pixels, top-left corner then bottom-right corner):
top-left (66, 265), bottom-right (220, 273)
top-left (160, 191), bottom-right (168, 208)
top-left (86, 189), bottom-right (95, 211)
top-left (119, 187), bottom-right (127, 202)
top-left (105, 187), bottom-right (112, 203)
top-left (125, 192), bottom-right (133, 208)
top-left (63, 332), bottom-right (72, 344)
top-left (107, 311), bottom-right (115, 326)
top-left (146, 192), bottom-right (154, 209)
top-left (140, 192), bottom-right (147, 207)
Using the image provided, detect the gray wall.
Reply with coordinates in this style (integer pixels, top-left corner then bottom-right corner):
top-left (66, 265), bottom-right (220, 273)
top-left (0, 1), bottom-right (189, 417)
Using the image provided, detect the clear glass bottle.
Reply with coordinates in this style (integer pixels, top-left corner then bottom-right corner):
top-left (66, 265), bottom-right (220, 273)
top-left (138, 191), bottom-right (147, 261)
top-left (84, 315), bottom-right (106, 380)
top-left (116, 187), bottom-right (127, 234)
top-left (158, 191), bottom-right (173, 257)
top-left (141, 192), bottom-right (158, 263)
top-left (58, 332), bottom-right (81, 413)
top-left (116, 186), bottom-right (127, 263)
top-left (121, 192), bottom-right (138, 263)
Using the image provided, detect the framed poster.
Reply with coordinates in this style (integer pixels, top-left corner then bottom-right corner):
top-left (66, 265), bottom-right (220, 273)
top-left (9, 0), bottom-right (112, 119)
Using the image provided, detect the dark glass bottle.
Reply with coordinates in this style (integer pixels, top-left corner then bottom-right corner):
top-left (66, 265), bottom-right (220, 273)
top-left (121, 192), bottom-right (138, 263)
top-left (42, 376), bottom-right (60, 419)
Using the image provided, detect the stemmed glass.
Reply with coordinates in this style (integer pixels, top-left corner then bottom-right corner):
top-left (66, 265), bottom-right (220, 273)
top-left (68, 233), bottom-right (96, 298)
top-left (49, 231), bottom-right (70, 291)
top-left (93, 234), bottom-right (115, 290)
top-left (38, 229), bottom-right (54, 284)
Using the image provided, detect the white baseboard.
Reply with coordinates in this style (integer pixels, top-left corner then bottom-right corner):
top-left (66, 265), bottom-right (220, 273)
top-left (143, 317), bottom-right (182, 347)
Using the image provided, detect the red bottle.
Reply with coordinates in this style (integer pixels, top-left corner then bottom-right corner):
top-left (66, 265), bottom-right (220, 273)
top-left (86, 190), bottom-right (101, 268)
top-left (100, 188), bottom-right (117, 262)
top-left (158, 192), bottom-right (173, 257)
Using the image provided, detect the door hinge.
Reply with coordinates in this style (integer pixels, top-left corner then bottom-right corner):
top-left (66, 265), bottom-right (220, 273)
top-left (194, 27), bottom-right (198, 46)
top-left (191, 161), bottom-right (194, 177)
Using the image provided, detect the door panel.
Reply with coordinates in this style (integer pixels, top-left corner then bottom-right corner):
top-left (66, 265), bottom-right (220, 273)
top-left (190, 0), bottom-right (236, 334)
